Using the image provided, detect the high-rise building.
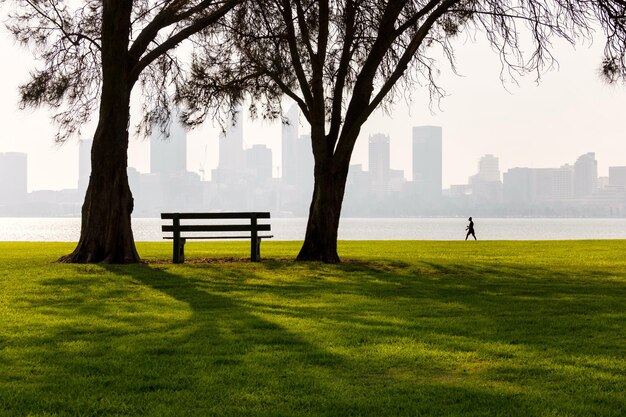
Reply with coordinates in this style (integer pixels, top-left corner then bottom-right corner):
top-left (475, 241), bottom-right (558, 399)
top-left (280, 105), bottom-right (313, 190)
top-left (535, 166), bottom-right (574, 200)
top-left (471, 154), bottom-right (501, 183)
top-left (279, 131), bottom-right (314, 215)
top-left (609, 166), bottom-right (626, 188)
top-left (412, 126), bottom-right (442, 199)
top-left (78, 139), bottom-right (92, 195)
top-left (573, 152), bottom-right (597, 197)
top-left (212, 108), bottom-right (246, 184)
top-left (0, 152), bottom-right (27, 203)
top-left (150, 113), bottom-right (187, 175)
top-left (469, 154), bottom-right (502, 202)
top-left (281, 104), bottom-right (299, 185)
top-left (245, 144), bottom-right (273, 184)
top-left (218, 109), bottom-right (244, 172)
top-left (503, 167), bottom-right (535, 203)
top-left (369, 133), bottom-right (390, 198)
top-left (294, 133), bottom-right (314, 189)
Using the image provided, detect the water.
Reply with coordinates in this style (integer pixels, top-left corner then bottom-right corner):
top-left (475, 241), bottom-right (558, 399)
top-left (1, 217), bottom-right (626, 242)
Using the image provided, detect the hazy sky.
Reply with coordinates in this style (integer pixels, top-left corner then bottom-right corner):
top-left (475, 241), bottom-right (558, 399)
top-left (1, 23), bottom-right (625, 192)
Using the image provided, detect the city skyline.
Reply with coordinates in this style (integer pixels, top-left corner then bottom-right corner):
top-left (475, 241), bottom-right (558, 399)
top-left (3, 118), bottom-right (626, 218)
top-left (1, 25), bottom-right (626, 193)
top-left (4, 120), bottom-right (626, 195)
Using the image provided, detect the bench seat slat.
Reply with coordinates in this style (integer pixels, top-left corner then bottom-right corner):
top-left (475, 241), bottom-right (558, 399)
top-left (161, 212), bottom-right (270, 220)
top-left (162, 224), bottom-right (271, 233)
top-left (163, 235), bottom-right (274, 240)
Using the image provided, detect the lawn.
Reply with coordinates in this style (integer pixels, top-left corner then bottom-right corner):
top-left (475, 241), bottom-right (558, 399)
top-left (0, 240), bottom-right (625, 416)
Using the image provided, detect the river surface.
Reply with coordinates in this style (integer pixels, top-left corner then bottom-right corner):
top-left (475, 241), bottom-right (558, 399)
top-left (1, 217), bottom-right (626, 241)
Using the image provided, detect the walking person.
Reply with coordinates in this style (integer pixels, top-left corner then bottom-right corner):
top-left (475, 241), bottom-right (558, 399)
top-left (465, 217), bottom-right (477, 240)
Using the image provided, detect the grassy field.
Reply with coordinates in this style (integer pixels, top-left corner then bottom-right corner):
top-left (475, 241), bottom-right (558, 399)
top-left (0, 240), bottom-right (625, 416)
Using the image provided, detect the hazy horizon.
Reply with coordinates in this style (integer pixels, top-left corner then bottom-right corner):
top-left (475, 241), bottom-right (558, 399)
top-left (1, 23), bottom-right (625, 193)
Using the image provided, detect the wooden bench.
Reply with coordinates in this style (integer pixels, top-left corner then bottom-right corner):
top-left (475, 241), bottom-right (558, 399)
top-left (161, 212), bottom-right (272, 263)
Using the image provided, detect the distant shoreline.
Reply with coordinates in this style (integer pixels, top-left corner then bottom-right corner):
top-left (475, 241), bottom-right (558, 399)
top-left (2, 217), bottom-right (626, 242)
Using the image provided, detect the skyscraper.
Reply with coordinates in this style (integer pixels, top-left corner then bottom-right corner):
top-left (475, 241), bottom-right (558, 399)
top-left (281, 104), bottom-right (299, 185)
top-left (412, 126), bottom-right (442, 199)
top-left (279, 129), bottom-right (314, 215)
top-left (369, 133), bottom-right (391, 198)
top-left (280, 103), bottom-right (313, 191)
top-left (78, 139), bottom-right (92, 195)
top-left (212, 108), bottom-right (246, 184)
top-left (503, 167), bottom-right (535, 203)
top-left (294, 133), bottom-right (314, 189)
top-left (535, 166), bottom-right (574, 200)
top-left (471, 154), bottom-right (501, 183)
top-left (0, 152), bottom-right (27, 203)
top-left (218, 108), bottom-right (244, 172)
top-left (609, 166), bottom-right (626, 188)
top-left (150, 113), bottom-right (187, 175)
top-left (573, 152), bottom-right (597, 197)
top-left (469, 154), bottom-right (502, 202)
top-left (245, 144), bottom-right (273, 184)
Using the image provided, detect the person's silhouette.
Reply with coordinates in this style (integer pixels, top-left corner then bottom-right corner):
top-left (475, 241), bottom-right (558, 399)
top-left (465, 217), bottom-right (477, 240)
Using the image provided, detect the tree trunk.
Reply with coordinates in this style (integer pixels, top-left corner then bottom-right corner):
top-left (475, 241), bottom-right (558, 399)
top-left (58, 94), bottom-right (139, 263)
top-left (296, 161), bottom-right (349, 263)
top-left (59, 0), bottom-right (139, 263)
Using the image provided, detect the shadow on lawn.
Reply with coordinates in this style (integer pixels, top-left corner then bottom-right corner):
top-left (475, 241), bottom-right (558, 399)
top-left (108, 263), bottom-right (556, 416)
top-left (3, 259), bottom-right (625, 416)
top-left (242, 258), bottom-right (626, 415)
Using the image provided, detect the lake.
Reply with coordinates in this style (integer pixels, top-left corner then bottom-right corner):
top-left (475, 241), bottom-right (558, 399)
top-left (1, 217), bottom-right (626, 241)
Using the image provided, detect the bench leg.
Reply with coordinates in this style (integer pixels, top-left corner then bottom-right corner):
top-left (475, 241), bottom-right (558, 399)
top-left (251, 237), bottom-right (261, 262)
top-left (173, 238), bottom-right (186, 264)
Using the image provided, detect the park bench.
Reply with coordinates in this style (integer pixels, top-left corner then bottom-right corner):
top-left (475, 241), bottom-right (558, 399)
top-left (161, 212), bottom-right (272, 263)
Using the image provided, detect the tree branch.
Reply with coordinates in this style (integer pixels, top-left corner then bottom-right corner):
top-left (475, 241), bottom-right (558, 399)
top-left (280, 0), bottom-right (315, 109)
top-left (130, 0), bottom-right (240, 82)
top-left (328, 0), bottom-right (357, 141)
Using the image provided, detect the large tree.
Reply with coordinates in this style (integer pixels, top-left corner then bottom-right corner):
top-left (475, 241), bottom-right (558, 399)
top-left (4, 0), bottom-right (240, 263)
top-left (181, 0), bottom-right (626, 263)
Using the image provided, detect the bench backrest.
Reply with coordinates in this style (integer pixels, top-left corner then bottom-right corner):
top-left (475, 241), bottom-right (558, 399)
top-left (161, 212), bottom-right (271, 235)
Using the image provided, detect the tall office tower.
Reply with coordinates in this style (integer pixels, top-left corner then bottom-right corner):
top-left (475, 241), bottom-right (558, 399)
top-left (295, 133), bottom-right (314, 188)
top-left (218, 108), bottom-right (245, 172)
top-left (469, 154), bottom-right (502, 202)
top-left (211, 108), bottom-right (246, 185)
top-left (281, 103), bottom-right (299, 185)
top-left (573, 152), bottom-right (597, 197)
top-left (369, 133), bottom-right (391, 198)
top-left (369, 134), bottom-right (390, 180)
top-left (245, 144), bottom-right (273, 183)
top-left (534, 165), bottom-right (574, 200)
top-left (471, 154), bottom-right (501, 183)
top-left (279, 131), bottom-right (314, 215)
top-left (609, 166), bottom-right (626, 188)
top-left (78, 139), bottom-right (92, 194)
top-left (412, 126), bottom-right (442, 198)
top-left (150, 113), bottom-right (187, 174)
top-left (503, 167), bottom-right (535, 203)
top-left (0, 152), bottom-right (27, 203)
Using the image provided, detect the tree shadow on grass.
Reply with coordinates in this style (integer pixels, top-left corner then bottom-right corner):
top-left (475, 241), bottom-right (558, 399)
top-left (3, 263), bottom-right (348, 416)
top-left (3, 259), bottom-right (623, 416)
top-left (240, 258), bottom-right (626, 416)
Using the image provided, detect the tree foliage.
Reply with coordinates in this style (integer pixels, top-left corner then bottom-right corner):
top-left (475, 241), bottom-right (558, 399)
top-left (5, 0), bottom-right (240, 142)
top-left (183, 0), bottom-right (626, 125)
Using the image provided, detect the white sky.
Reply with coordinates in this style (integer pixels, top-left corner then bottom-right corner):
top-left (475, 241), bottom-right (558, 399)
top-left (1, 24), bottom-right (625, 192)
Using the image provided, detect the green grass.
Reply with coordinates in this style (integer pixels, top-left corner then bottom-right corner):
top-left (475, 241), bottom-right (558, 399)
top-left (0, 240), bottom-right (625, 416)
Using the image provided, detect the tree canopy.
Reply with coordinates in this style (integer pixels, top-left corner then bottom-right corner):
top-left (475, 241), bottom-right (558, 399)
top-left (6, 0), bottom-right (240, 142)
